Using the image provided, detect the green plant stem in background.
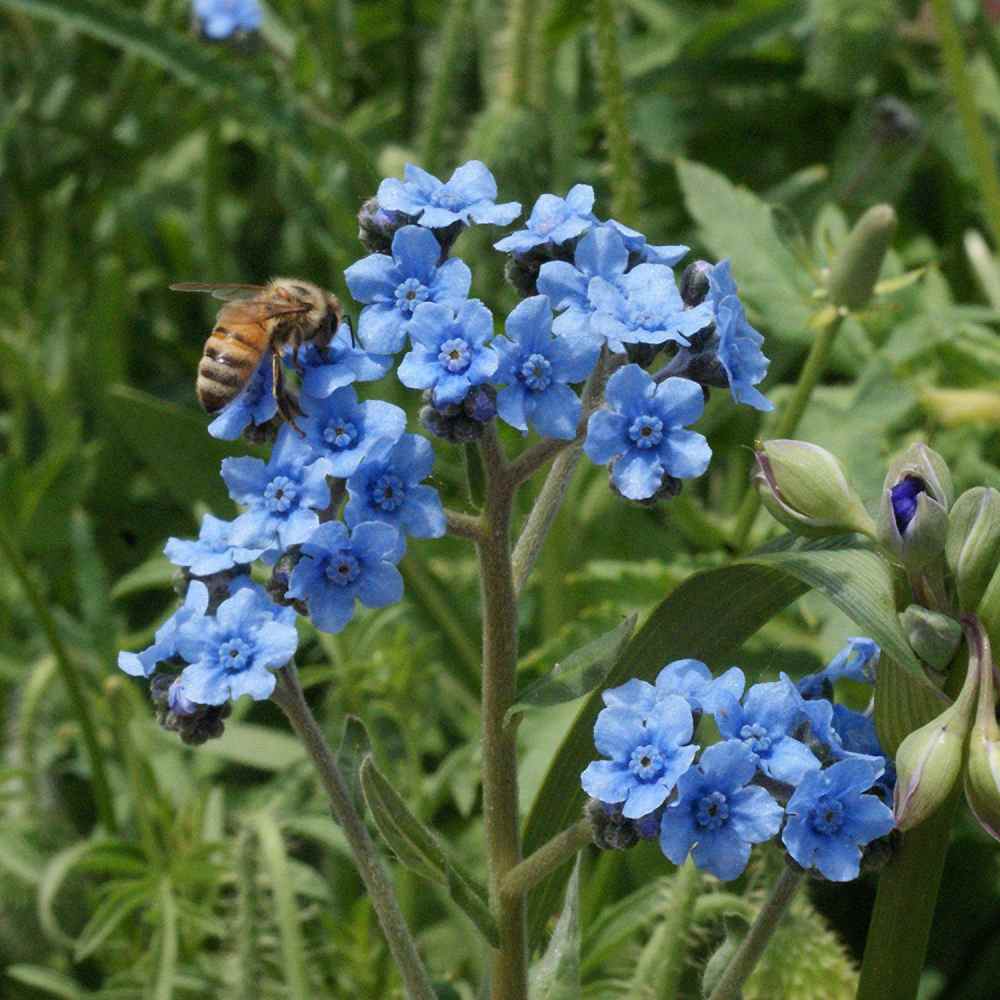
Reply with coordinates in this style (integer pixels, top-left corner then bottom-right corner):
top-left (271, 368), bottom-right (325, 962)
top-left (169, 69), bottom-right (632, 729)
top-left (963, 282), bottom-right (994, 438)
top-left (272, 665), bottom-right (436, 1000)
top-left (731, 313), bottom-right (845, 550)
top-left (592, 0), bottom-right (639, 223)
top-left (500, 817), bottom-right (591, 903)
top-left (501, 0), bottom-right (537, 108)
top-left (931, 0), bottom-right (1000, 252)
top-left (706, 865), bottom-right (804, 1000)
top-left (477, 424), bottom-right (529, 1000)
top-left (0, 521), bottom-right (117, 834)
top-left (656, 859), bottom-right (703, 998)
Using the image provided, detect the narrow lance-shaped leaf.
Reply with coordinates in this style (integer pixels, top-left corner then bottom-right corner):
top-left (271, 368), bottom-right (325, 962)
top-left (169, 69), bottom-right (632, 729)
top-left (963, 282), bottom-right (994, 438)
top-left (336, 715), bottom-right (372, 820)
top-left (529, 858), bottom-right (581, 1000)
top-left (506, 614), bottom-right (637, 725)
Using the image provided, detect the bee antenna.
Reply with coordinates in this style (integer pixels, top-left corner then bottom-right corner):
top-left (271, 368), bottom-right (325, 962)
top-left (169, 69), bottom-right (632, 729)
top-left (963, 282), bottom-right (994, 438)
top-left (343, 315), bottom-right (357, 348)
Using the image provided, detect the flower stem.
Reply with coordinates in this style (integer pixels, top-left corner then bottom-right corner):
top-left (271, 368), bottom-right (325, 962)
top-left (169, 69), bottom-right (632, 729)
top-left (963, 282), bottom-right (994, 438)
top-left (272, 665), bottom-right (436, 1000)
top-left (706, 865), bottom-right (804, 1000)
top-left (730, 314), bottom-right (845, 550)
top-left (476, 423), bottom-right (529, 1000)
top-left (657, 859), bottom-right (703, 998)
top-left (931, 0), bottom-right (1000, 251)
top-left (500, 818), bottom-right (591, 903)
top-left (501, 0), bottom-right (537, 108)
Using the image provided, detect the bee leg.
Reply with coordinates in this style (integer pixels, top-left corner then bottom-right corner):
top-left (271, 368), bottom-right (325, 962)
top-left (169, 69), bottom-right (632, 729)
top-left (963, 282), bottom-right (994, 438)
top-left (273, 352), bottom-right (305, 436)
top-left (292, 328), bottom-right (306, 377)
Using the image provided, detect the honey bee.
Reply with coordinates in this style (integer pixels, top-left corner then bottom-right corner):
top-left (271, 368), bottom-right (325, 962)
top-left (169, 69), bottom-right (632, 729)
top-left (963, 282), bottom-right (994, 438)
top-left (170, 278), bottom-right (344, 429)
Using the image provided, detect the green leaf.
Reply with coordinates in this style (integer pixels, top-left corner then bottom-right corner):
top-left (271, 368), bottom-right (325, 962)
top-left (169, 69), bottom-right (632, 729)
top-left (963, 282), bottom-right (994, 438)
top-left (360, 755), bottom-right (499, 946)
top-left (5, 966), bottom-right (83, 1000)
top-left (874, 655), bottom-right (948, 756)
top-left (675, 158), bottom-right (816, 342)
top-left (196, 721), bottom-right (306, 771)
top-left (39, 840), bottom-right (120, 948)
top-left (581, 878), bottom-right (669, 978)
top-left (507, 614), bottom-right (637, 724)
top-left (336, 715), bottom-right (373, 820)
top-left (529, 858), bottom-right (580, 1000)
top-left (110, 555), bottom-right (175, 601)
top-left (74, 880), bottom-right (150, 960)
top-left (153, 879), bottom-right (179, 1000)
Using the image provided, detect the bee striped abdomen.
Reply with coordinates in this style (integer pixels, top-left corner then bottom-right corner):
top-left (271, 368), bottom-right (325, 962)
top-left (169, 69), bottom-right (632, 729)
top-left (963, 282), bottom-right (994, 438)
top-left (196, 319), bottom-right (271, 413)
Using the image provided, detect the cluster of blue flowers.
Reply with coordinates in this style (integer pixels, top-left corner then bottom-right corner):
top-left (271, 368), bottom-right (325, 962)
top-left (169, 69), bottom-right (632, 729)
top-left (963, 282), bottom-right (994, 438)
top-left (119, 159), bottom-right (774, 732)
top-left (192, 0), bottom-right (261, 40)
top-left (583, 640), bottom-right (895, 881)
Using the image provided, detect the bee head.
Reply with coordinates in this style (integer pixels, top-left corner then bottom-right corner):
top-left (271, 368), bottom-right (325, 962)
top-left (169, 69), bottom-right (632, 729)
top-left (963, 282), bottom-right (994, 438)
top-left (273, 278), bottom-right (342, 343)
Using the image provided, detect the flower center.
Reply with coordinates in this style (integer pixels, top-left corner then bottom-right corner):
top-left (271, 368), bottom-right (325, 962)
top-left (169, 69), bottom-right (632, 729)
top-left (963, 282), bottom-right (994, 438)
top-left (322, 420), bottom-right (358, 450)
top-left (628, 415), bottom-right (663, 449)
top-left (373, 473), bottom-right (406, 512)
top-left (519, 353), bottom-right (553, 392)
top-left (628, 744), bottom-right (665, 781)
top-left (395, 277), bottom-right (430, 315)
top-left (433, 188), bottom-right (465, 211)
top-left (326, 553), bottom-right (361, 586)
top-left (695, 791), bottom-right (730, 831)
top-left (739, 722), bottom-right (772, 756)
top-left (438, 337), bottom-right (471, 373)
top-left (264, 476), bottom-right (298, 513)
top-left (626, 303), bottom-right (658, 330)
top-left (219, 637), bottom-right (252, 672)
top-left (809, 796), bottom-right (845, 835)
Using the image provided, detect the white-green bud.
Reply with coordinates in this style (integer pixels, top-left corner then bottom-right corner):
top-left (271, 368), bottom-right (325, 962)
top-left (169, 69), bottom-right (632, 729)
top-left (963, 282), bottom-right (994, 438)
top-left (947, 487), bottom-right (1000, 612)
top-left (752, 440), bottom-right (877, 539)
top-left (899, 605), bottom-right (962, 672)
top-left (827, 204), bottom-right (898, 311)
top-left (964, 619), bottom-right (1000, 842)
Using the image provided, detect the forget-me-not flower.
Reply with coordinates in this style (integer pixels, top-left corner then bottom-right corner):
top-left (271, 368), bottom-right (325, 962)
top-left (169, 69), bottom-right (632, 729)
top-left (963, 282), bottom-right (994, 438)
top-left (602, 660), bottom-right (746, 720)
top-left (599, 219), bottom-right (689, 267)
top-left (175, 584), bottom-right (298, 704)
top-left (659, 740), bottom-right (784, 880)
top-left (223, 428), bottom-right (334, 552)
top-left (345, 226), bottom-right (472, 354)
top-left (118, 581), bottom-right (210, 678)
top-left (584, 365), bottom-right (711, 501)
top-left (494, 185), bottom-right (596, 254)
top-left (493, 295), bottom-right (599, 440)
top-left (194, 0), bottom-right (261, 40)
top-left (344, 434), bottom-right (446, 539)
top-left (581, 695), bottom-right (698, 820)
top-left (298, 386), bottom-right (406, 478)
top-left (782, 757), bottom-right (895, 880)
top-left (797, 637), bottom-right (880, 700)
top-left (164, 514), bottom-right (267, 577)
top-left (289, 323), bottom-right (393, 400)
top-left (376, 161), bottom-right (521, 229)
top-left (286, 521), bottom-right (405, 634)
top-left (397, 300), bottom-right (498, 407)
top-left (208, 352), bottom-right (277, 440)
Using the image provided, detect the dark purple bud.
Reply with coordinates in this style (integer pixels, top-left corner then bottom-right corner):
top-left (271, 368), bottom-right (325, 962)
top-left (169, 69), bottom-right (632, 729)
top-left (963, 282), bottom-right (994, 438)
top-left (890, 476), bottom-right (926, 534)
top-left (634, 806), bottom-right (664, 840)
top-left (680, 260), bottom-right (713, 307)
top-left (463, 384), bottom-right (497, 424)
top-left (358, 198), bottom-right (413, 255)
top-left (168, 679), bottom-right (198, 717)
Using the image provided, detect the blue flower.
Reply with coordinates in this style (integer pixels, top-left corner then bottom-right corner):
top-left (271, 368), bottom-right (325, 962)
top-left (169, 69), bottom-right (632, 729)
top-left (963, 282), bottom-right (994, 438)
top-left (207, 352), bottom-right (277, 440)
top-left (118, 581), bottom-right (210, 678)
top-left (660, 740), bottom-right (784, 880)
top-left (713, 676), bottom-right (821, 785)
top-left (175, 585), bottom-right (298, 705)
top-left (286, 521), bottom-right (405, 633)
top-left (494, 185), bottom-right (596, 254)
top-left (826, 638), bottom-right (879, 684)
top-left (193, 0), bottom-right (261, 39)
top-left (782, 757), bottom-right (895, 881)
top-left (344, 434), bottom-right (446, 539)
top-left (397, 300), bottom-right (498, 407)
top-left (581, 695), bottom-right (698, 819)
top-left (598, 219), bottom-right (689, 267)
top-left (584, 365), bottom-right (711, 501)
top-left (345, 226), bottom-right (472, 354)
top-left (705, 260), bottom-right (773, 412)
top-left (376, 161), bottom-right (521, 229)
top-left (298, 386), bottom-right (406, 478)
top-left (223, 428), bottom-right (334, 551)
top-left (493, 295), bottom-right (599, 440)
top-left (588, 263), bottom-right (714, 354)
top-left (164, 514), bottom-right (267, 577)
top-left (602, 660), bottom-right (746, 719)
top-left (288, 322), bottom-right (393, 400)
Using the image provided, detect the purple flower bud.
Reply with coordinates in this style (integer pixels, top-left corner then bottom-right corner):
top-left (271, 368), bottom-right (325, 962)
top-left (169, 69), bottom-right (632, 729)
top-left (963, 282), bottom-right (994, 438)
top-left (890, 475), bottom-right (925, 533)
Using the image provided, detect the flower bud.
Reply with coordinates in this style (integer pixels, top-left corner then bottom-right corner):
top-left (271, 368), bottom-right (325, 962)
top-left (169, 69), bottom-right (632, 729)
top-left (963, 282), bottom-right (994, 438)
top-left (893, 648), bottom-right (978, 831)
top-left (946, 487), bottom-right (1000, 612)
top-left (357, 198), bottom-right (412, 256)
top-left (899, 605), bottom-right (962, 672)
top-left (980, 565), bottom-right (1000, 661)
top-left (877, 444), bottom-right (953, 570)
top-left (680, 260), bottom-right (712, 308)
top-left (752, 439), bottom-right (876, 538)
top-left (964, 618), bottom-right (1000, 841)
top-left (827, 204), bottom-right (897, 311)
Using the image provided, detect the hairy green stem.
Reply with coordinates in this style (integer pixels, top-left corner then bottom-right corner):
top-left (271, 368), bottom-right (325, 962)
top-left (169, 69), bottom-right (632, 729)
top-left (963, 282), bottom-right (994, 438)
top-left (0, 521), bottom-right (117, 833)
top-left (931, 0), bottom-right (1000, 251)
top-left (501, 0), bottom-right (536, 107)
top-left (657, 859), bottom-right (703, 998)
top-left (731, 314), bottom-right (845, 550)
top-left (500, 818), bottom-right (591, 903)
top-left (272, 666), bottom-right (436, 1000)
top-left (419, 0), bottom-right (472, 173)
top-left (476, 424), bottom-right (528, 1000)
top-left (593, 0), bottom-right (639, 223)
top-left (707, 865), bottom-right (804, 1000)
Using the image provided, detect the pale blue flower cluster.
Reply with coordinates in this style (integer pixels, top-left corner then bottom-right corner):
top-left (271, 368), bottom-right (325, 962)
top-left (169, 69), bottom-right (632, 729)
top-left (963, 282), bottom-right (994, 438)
top-left (192, 0), bottom-right (261, 40)
top-left (583, 645), bottom-right (895, 882)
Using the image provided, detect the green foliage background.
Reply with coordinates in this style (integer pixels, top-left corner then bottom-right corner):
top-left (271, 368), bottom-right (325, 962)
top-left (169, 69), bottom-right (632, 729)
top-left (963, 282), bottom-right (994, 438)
top-left (1, 0), bottom-right (999, 997)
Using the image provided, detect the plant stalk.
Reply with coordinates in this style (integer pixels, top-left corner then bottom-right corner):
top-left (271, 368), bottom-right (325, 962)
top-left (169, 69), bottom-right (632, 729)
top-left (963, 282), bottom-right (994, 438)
top-left (500, 818), bottom-right (591, 903)
top-left (707, 865), bottom-right (804, 1000)
top-left (272, 665), bottom-right (436, 1000)
top-left (657, 859), bottom-right (703, 998)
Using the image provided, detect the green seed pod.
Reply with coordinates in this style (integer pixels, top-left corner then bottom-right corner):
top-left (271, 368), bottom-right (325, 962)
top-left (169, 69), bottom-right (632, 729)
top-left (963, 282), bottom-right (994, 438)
top-left (899, 605), bottom-right (963, 672)
top-left (964, 619), bottom-right (1000, 842)
top-left (752, 439), bottom-right (877, 539)
top-left (893, 647), bottom-right (978, 831)
top-left (827, 204), bottom-right (897, 310)
top-left (947, 488), bottom-right (1000, 612)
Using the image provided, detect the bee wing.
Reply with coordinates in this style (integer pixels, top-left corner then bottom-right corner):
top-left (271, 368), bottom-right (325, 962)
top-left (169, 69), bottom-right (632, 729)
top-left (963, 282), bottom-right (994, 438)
top-left (216, 300), bottom-right (312, 324)
top-left (170, 282), bottom-right (269, 302)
